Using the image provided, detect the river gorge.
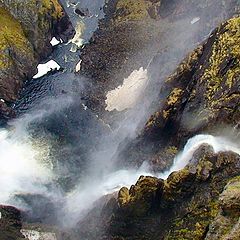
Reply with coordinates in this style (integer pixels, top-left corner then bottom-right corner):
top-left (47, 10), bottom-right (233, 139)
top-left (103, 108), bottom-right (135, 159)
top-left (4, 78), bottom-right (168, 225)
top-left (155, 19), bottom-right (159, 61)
top-left (0, 1), bottom-right (240, 239)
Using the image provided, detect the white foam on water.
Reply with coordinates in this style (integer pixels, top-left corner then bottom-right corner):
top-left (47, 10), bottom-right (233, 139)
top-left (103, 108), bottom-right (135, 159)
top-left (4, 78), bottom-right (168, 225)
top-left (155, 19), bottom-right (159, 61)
top-left (33, 60), bottom-right (61, 79)
top-left (105, 67), bottom-right (148, 111)
top-left (158, 134), bottom-right (240, 179)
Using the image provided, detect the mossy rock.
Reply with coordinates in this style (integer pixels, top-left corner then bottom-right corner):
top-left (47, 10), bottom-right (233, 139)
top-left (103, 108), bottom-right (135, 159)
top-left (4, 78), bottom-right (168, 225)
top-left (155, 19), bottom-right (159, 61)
top-left (114, 0), bottom-right (161, 22)
top-left (118, 176), bottom-right (163, 217)
top-left (0, 6), bottom-right (36, 101)
top-left (205, 176), bottom-right (240, 240)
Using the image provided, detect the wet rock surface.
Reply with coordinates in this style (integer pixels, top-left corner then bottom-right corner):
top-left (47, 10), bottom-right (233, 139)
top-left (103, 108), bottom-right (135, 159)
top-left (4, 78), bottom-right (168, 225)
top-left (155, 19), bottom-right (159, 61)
top-left (80, 0), bottom-right (239, 123)
top-left (75, 146), bottom-right (240, 240)
top-left (0, 0), bottom-right (240, 240)
top-left (119, 16), bottom-right (240, 172)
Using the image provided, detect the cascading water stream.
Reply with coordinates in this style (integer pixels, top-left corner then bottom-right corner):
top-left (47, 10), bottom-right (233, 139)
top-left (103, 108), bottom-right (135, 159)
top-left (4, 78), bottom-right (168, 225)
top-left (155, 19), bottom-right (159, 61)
top-left (0, 0), bottom-right (239, 233)
top-left (1, 116), bottom-right (239, 226)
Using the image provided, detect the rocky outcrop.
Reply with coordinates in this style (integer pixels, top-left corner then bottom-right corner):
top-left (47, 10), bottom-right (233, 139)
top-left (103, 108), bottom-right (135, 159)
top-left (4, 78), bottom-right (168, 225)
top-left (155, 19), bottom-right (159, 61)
top-left (0, 0), bottom-right (74, 121)
top-left (67, 145), bottom-right (240, 239)
top-left (104, 146), bottom-right (240, 240)
top-left (118, 16), bottom-right (240, 171)
top-left (205, 176), bottom-right (240, 240)
top-left (80, 0), bottom-right (238, 124)
top-left (0, 205), bottom-right (25, 240)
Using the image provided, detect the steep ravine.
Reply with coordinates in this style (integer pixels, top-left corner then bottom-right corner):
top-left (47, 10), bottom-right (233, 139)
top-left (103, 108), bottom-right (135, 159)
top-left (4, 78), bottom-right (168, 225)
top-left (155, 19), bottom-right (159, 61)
top-left (0, 1), bottom-right (240, 240)
top-left (0, 0), bottom-right (75, 122)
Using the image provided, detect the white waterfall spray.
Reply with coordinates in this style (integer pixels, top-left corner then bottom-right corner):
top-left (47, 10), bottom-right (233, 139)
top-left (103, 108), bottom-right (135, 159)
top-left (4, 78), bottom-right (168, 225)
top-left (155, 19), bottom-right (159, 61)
top-left (0, 113), bottom-right (239, 226)
top-left (158, 134), bottom-right (240, 179)
top-left (62, 134), bottom-right (240, 226)
top-left (0, 128), bottom-right (53, 205)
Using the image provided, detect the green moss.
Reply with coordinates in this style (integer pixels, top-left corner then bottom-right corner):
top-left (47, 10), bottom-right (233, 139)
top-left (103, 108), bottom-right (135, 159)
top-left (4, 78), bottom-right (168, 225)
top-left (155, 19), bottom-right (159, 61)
top-left (168, 200), bottom-right (219, 240)
top-left (227, 175), bottom-right (240, 185)
top-left (118, 187), bottom-right (130, 206)
top-left (145, 111), bottom-right (161, 128)
top-left (167, 88), bottom-right (183, 106)
top-left (166, 46), bottom-right (203, 83)
top-left (201, 17), bottom-right (240, 108)
top-left (40, 0), bottom-right (63, 19)
top-left (118, 176), bottom-right (161, 216)
top-left (0, 7), bottom-right (33, 69)
top-left (165, 146), bottom-right (178, 156)
top-left (115, 0), bottom-right (151, 22)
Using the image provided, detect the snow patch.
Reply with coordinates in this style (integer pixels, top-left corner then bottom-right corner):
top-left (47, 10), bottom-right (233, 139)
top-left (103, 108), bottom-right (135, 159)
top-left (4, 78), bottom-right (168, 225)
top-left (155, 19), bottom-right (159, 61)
top-left (105, 67), bottom-right (148, 111)
top-left (75, 60), bottom-right (82, 72)
top-left (33, 60), bottom-right (61, 79)
top-left (191, 17), bottom-right (200, 24)
top-left (82, 103), bottom-right (88, 110)
top-left (50, 37), bottom-right (60, 46)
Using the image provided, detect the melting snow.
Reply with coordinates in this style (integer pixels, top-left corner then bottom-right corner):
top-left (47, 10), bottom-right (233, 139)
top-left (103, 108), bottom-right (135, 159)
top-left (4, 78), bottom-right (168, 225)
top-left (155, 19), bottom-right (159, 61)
top-left (82, 103), bottom-right (88, 110)
top-left (105, 67), bottom-right (148, 111)
top-left (69, 21), bottom-right (85, 52)
top-left (191, 17), bottom-right (200, 24)
top-left (50, 37), bottom-right (60, 46)
top-left (75, 60), bottom-right (82, 72)
top-left (33, 60), bottom-right (61, 79)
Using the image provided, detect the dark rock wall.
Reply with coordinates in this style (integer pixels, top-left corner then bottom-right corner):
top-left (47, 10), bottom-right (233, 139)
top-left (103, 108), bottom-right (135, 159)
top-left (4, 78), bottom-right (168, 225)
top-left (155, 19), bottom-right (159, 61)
top-left (118, 16), bottom-right (240, 172)
top-left (0, 0), bottom-right (74, 121)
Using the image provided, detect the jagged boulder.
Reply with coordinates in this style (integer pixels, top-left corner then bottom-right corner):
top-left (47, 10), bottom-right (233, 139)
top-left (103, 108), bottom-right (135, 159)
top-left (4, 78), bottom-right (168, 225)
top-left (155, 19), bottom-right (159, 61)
top-left (118, 176), bottom-right (163, 216)
top-left (0, 205), bottom-right (25, 240)
top-left (105, 146), bottom-right (240, 240)
top-left (205, 176), bottom-right (240, 240)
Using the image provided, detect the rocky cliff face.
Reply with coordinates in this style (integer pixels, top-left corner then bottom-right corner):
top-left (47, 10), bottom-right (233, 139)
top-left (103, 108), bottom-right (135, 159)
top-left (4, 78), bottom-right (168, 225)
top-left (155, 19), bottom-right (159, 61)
top-left (107, 146), bottom-right (240, 240)
top-left (0, 205), bottom-right (25, 240)
top-left (118, 16), bottom-right (240, 172)
top-left (69, 2), bottom-right (240, 239)
top-left (0, 1), bottom-right (240, 240)
top-left (80, 0), bottom-right (239, 124)
top-left (0, 0), bottom-right (74, 121)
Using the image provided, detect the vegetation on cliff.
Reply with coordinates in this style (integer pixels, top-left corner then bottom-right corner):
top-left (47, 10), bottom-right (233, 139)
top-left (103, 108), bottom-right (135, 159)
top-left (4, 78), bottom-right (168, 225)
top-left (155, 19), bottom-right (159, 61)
top-left (73, 4), bottom-right (240, 239)
top-left (0, 0), bottom-right (74, 120)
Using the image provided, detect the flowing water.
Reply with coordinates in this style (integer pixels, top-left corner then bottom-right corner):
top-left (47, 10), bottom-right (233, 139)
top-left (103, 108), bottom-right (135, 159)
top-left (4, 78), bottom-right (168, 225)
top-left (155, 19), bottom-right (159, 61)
top-left (0, 0), bottom-right (239, 231)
